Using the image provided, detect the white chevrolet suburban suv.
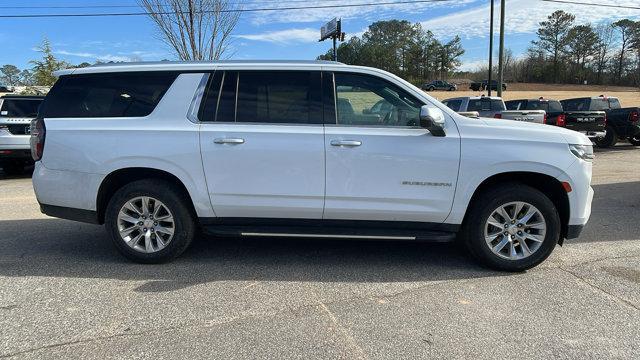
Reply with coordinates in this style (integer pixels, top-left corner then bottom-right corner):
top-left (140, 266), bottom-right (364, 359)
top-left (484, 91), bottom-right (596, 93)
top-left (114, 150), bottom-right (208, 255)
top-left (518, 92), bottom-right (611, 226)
top-left (31, 61), bottom-right (594, 271)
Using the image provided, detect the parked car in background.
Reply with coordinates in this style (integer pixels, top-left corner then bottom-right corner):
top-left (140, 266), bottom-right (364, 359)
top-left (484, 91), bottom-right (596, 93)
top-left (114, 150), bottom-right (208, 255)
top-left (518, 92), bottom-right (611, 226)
top-left (0, 84), bottom-right (14, 93)
top-left (0, 95), bottom-right (45, 174)
top-left (506, 97), bottom-right (606, 141)
top-left (421, 80), bottom-right (456, 91)
top-left (469, 80), bottom-right (507, 92)
top-left (31, 60), bottom-right (594, 271)
top-left (443, 96), bottom-right (545, 123)
top-left (561, 95), bottom-right (640, 147)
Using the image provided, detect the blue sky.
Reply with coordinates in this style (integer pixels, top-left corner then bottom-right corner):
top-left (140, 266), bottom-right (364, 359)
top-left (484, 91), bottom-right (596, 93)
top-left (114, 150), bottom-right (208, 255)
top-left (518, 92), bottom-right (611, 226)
top-left (1, 0), bottom-right (639, 72)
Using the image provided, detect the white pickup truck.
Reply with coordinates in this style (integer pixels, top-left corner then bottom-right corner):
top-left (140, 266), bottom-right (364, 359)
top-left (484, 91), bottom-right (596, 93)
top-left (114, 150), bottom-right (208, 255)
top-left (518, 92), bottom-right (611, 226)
top-left (442, 96), bottom-right (546, 123)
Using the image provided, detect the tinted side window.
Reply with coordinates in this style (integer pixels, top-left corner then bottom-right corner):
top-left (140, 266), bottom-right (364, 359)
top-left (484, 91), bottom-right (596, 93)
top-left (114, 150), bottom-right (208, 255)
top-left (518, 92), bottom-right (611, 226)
top-left (0, 99), bottom-right (42, 118)
top-left (468, 99), bottom-right (491, 112)
top-left (236, 71), bottom-right (321, 124)
top-left (41, 72), bottom-right (177, 118)
top-left (590, 98), bottom-right (609, 111)
top-left (334, 73), bottom-right (422, 127)
top-left (444, 99), bottom-right (462, 112)
top-left (198, 71), bottom-right (223, 122)
top-left (505, 100), bottom-right (522, 110)
top-left (608, 98), bottom-right (621, 109)
top-left (491, 100), bottom-right (505, 111)
top-left (217, 71), bottom-right (238, 122)
top-left (561, 99), bottom-right (588, 111)
top-left (548, 100), bottom-right (563, 112)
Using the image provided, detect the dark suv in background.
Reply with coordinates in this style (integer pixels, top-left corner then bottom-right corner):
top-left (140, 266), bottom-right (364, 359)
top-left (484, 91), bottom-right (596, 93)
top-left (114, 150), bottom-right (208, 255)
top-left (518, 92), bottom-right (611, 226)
top-left (421, 80), bottom-right (456, 91)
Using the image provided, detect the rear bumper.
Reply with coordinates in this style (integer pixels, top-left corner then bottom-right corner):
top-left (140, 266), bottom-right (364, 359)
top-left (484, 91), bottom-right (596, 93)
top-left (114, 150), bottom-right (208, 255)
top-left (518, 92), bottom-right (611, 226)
top-left (583, 130), bottom-right (606, 139)
top-left (0, 149), bottom-right (32, 162)
top-left (40, 203), bottom-right (101, 224)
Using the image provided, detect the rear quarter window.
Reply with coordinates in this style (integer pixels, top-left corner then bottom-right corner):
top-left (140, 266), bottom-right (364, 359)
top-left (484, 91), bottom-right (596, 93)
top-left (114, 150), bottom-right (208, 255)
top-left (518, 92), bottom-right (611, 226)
top-left (40, 72), bottom-right (178, 118)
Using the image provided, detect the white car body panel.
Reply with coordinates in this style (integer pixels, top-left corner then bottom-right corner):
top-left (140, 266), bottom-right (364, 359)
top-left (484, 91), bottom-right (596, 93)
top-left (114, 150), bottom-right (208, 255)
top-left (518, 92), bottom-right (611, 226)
top-left (323, 125), bottom-right (460, 223)
top-left (200, 123), bottom-right (326, 219)
top-left (34, 61), bottom-right (593, 237)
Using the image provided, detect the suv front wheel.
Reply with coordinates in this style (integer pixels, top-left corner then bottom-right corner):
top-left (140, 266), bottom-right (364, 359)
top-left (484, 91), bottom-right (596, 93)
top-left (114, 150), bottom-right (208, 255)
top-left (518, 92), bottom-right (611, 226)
top-left (461, 184), bottom-right (561, 271)
top-left (105, 179), bottom-right (196, 263)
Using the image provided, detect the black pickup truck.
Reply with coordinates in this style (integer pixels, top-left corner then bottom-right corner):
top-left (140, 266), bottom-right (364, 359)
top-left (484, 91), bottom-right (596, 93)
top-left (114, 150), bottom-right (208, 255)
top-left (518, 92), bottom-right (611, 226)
top-left (561, 96), bottom-right (640, 147)
top-left (470, 80), bottom-right (507, 92)
top-left (505, 98), bottom-right (606, 140)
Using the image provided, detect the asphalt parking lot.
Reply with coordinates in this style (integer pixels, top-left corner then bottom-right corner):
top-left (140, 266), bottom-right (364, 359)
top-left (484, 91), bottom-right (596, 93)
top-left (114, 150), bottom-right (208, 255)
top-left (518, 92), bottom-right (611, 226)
top-left (0, 145), bottom-right (639, 359)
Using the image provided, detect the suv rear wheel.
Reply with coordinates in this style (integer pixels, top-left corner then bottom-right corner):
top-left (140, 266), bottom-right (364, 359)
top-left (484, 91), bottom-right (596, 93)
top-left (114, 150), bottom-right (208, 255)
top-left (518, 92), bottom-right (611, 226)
top-left (628, 136), bottom-right (640, 146)
top-left (105, 179), bottom-right (195, 263)
top-left (461, 184), bottom-right (560, 271)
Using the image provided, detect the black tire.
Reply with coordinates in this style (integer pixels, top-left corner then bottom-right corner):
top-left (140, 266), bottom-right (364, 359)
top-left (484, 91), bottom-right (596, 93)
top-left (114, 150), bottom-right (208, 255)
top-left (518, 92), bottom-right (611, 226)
top-left (428, 86), bottom-right (435, 91)
top-left (595, 125), bottom-right (617, 148)
top-left (449, 87), bottom-right (455, 91)
top-left (628, 136), bottom-right (640, 146)
top-left (460, 184), bottom-right (561, 272)
top-left (105, 179), bottom-right (196, 264)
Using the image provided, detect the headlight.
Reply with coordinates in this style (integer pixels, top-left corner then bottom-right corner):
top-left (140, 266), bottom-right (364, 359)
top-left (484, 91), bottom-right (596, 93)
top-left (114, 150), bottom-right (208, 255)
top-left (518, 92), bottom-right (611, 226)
top-left (569, 144), bottom-right (594, 162)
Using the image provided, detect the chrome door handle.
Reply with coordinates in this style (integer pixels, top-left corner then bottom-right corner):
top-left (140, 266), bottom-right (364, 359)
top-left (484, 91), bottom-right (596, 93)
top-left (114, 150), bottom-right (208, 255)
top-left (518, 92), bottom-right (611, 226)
top-left (330, 140), bottom-right (362, 147)
top-left (214, 138), bottom-right (245, 144)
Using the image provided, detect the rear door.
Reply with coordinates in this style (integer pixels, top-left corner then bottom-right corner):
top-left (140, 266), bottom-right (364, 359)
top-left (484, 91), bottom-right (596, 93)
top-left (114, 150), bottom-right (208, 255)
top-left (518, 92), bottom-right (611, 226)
top-left (323, 71), bottom-right (460, 223)
top-left (199, 70), bottom-right (326, 219)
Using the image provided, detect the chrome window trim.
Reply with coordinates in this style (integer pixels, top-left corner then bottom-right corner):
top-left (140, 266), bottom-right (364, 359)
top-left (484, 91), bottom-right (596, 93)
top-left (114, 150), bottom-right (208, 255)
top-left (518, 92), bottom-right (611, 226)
top-left (186, 73), bottom-right (210, 123)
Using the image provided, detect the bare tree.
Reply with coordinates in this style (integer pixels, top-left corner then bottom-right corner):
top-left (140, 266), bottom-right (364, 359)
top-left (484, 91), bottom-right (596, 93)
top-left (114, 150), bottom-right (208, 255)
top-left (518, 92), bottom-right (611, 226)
top-left (594, 23), bottom-right (614, 84)
top-left (138, 0), bottom-right (240, 61)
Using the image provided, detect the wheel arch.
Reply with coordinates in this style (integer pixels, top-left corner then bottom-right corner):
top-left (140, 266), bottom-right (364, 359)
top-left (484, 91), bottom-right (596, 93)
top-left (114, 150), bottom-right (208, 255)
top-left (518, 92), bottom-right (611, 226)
top-left (96, 167), bottom-right (197, 225)
top-left (462, 171), bottom-right (570, 243)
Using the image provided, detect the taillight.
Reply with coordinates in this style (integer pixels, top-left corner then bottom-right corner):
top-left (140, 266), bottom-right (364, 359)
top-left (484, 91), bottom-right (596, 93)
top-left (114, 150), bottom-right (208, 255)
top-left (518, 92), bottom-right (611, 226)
top-left (30, 118), bottom-right (45, 161)
top-left (543, 113), bottom-right (548, 124)
top-left (630, 111), bottom-right (639, 123)
top-left (494, 113), bottom-right (502, 119)
top-left (604, 113), bottom-right (607, 126)
top-left (557, 114), bottom-right (566, 127)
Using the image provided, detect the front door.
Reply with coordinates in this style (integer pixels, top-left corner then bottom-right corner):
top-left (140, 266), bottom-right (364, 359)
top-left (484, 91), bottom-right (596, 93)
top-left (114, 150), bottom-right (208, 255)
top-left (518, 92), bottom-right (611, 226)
top-left (199, 70), bottom-right (325, 219)
top-left (324, 71), bottom-right (460, 223)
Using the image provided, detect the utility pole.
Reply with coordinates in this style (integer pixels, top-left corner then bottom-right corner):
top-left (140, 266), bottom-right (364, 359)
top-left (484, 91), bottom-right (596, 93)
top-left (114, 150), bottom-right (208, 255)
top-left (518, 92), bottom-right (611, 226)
top-left (497, 0), bottom-right (505, 97)
top-left (488, 0), bottom-right (494, 96)
top-left (333, 36), bottom-right (337, 61)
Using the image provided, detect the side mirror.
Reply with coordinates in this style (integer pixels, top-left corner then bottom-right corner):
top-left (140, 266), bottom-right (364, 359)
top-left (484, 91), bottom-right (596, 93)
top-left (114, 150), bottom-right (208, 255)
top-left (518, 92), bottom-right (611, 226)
top-left (362, 108), bottom-right (372, 114)
top-left (419, 105), bottom-right (446, 137)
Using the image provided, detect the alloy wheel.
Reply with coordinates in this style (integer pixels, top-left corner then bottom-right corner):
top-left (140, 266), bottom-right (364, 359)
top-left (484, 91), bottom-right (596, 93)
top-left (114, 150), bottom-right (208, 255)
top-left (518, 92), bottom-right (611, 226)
top-left (484, 201), bottom-right (547, 260)
top-left (117, 196), bottom-right (175, 253)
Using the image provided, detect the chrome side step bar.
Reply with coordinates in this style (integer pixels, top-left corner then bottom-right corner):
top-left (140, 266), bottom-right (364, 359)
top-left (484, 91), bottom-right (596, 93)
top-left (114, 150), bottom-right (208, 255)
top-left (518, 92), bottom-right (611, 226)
top-left (240, 232), bottom-right (416, 240)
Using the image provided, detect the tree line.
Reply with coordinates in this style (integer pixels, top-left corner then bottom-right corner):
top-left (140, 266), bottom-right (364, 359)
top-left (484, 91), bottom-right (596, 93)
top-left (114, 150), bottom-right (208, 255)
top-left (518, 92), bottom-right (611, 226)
top-left (317, 20), bottom-right (464, 85)
top-left (475, 11), bottom-right (640, 86)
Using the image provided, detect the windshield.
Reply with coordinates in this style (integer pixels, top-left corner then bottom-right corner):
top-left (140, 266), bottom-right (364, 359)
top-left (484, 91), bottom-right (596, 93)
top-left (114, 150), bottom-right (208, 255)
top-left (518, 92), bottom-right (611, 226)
top-left (0, 99), bottom-right (42, 118)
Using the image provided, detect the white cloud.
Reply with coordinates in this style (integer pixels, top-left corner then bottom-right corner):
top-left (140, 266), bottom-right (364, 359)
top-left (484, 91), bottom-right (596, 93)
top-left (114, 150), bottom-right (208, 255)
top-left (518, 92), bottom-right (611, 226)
top-left (234, 28), bottom-right (319, 44)
top-left (55, 50), bottom-right (135, 62)
top-left (458, 59), bottom-right (488, 72)
top-left (420, 0), bottom-right (640, 39)
top-left (247, 0), bottom-right (479, 25)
